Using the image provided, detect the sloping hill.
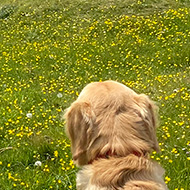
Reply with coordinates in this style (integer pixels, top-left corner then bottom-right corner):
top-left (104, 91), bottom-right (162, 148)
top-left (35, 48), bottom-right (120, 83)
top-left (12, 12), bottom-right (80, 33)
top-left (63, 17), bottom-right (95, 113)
top-left (0, 0), bottom-right (190, 189)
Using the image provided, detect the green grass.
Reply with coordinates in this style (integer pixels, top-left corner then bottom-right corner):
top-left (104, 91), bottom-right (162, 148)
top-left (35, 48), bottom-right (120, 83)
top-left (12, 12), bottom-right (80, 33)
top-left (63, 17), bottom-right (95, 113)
top-left (0, 0), bottom-right (190, 189)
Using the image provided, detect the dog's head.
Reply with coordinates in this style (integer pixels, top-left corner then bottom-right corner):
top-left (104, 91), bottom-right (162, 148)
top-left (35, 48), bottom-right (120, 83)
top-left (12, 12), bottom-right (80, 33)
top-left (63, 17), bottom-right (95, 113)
top-left (64, 81), bottom-right (159, 166)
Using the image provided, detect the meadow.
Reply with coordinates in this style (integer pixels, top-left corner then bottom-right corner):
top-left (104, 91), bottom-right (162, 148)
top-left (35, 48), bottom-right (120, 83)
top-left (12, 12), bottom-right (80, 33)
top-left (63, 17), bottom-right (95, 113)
top-left (0, 0), bottom-right (190, 189)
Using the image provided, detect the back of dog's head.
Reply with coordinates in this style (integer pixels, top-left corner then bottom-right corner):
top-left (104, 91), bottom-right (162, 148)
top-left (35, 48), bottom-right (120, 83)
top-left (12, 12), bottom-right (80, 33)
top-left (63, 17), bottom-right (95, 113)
top-left (64, 81), bottom-right (159, 166)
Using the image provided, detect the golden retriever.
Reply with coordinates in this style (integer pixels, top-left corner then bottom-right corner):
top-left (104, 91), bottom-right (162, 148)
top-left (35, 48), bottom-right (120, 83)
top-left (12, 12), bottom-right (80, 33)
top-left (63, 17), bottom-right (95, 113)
top-left (64, 80), bottom-right (168, 190)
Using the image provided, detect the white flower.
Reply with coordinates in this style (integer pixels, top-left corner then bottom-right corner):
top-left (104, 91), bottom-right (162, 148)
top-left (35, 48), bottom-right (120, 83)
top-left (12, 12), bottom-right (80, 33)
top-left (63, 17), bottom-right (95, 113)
top-left (173, 88), bottom-right (179, 93)
top-left (57, 93), bottom-right (63, 98)
top-left (26, 113), bottom-right (32, 119)
top-left (34, 161), bottom-right (42, 167)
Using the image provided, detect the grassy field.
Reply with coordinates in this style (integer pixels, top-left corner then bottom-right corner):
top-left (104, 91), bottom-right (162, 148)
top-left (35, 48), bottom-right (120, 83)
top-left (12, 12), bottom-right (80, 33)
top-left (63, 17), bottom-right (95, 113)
top-left (0, 0), bottom-right (190, 189)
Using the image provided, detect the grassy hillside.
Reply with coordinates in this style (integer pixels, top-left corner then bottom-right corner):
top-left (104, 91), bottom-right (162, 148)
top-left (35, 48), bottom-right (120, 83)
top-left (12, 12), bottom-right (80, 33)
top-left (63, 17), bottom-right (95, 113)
top-left (0, 0), bottom-right (190, 189)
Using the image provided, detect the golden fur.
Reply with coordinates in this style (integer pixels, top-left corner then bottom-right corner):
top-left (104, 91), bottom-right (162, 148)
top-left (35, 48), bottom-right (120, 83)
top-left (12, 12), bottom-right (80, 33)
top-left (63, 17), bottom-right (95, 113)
top-left (64, 80), bottom-right (168, 190)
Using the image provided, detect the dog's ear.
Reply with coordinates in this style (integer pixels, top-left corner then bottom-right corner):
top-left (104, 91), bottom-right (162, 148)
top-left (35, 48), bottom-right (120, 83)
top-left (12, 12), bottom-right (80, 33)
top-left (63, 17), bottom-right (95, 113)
top-left (64, 102), bottom-right (95, 164)
top-left (134, 94), bottom-right (160, 152)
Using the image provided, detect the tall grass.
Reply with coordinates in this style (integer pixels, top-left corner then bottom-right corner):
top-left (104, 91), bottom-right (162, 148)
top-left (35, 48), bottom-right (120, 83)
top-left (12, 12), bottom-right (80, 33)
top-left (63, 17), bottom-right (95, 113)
top-left (0, 0), bottom-right (190, 189)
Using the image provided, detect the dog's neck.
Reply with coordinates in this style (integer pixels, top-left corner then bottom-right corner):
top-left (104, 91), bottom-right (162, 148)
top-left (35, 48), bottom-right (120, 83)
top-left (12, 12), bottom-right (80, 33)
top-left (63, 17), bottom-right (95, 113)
top-left (88, 149), bottom-right (147, 165)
